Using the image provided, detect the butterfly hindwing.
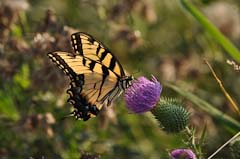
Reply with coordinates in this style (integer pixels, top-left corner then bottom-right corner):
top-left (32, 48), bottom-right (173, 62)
top-left (67, 73), bottom-right (122, 121)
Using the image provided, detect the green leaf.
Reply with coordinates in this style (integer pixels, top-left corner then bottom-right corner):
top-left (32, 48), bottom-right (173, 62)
top-left (13, 64), bottom-right (30, 89)
top-left (11, 24), bottom-right (23, 38)
top-left (0, 90), bottom-right (19, 121)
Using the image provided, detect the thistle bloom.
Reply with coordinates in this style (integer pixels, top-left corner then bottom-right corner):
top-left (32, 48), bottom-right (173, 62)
top-left (170, 149), bottom-right (196, 159)
top-left (124, 75), bottom-right (162, 113)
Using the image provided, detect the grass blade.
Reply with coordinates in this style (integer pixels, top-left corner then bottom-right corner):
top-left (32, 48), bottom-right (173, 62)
top-left (180, 0), bottom-right (240, 62)
top-left (165, 83), bottom-right (240, 131)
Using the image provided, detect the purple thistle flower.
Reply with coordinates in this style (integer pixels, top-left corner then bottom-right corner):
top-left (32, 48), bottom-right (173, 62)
top-left (170, 149), bottom-right (196, 159)
top-left (124, 75), bottom-right (162, 113)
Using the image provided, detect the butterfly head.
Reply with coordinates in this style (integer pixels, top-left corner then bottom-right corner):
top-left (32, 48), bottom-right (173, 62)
top-left (120, 75), bottom-right (134, 89)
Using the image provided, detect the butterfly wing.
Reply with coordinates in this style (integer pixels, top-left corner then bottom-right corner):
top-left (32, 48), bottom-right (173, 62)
top-left (47, 32), bottom-right (132, 121)
top-left (48, 51), bottom-right (124, 121)
top-left (71, 32), bottom-right (126, 77)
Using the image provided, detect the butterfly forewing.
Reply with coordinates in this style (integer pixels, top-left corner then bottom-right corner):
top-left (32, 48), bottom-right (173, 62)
top-left (47, 52), bottom-right (78, 80)
top-left (71, 32), bottom-right (125, 77)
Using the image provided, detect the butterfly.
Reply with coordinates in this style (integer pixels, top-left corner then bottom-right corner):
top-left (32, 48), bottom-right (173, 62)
top-left (47, 32), bottom-right (133, 121)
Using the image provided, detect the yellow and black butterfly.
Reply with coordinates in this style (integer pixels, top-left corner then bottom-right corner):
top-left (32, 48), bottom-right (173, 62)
top-left (48, 32), bottom-right (133, 121)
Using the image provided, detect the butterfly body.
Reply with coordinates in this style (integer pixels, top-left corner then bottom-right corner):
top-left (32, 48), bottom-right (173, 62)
top-left (48, 32), bottom-right (133, 121)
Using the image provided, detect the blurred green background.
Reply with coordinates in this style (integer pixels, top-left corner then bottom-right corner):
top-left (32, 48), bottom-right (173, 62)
top-left (0, 0), bottom-right (239, 158)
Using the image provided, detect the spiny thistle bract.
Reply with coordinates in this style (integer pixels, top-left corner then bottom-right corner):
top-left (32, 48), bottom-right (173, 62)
top-left (151, 98), bottom-right (190, 133)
